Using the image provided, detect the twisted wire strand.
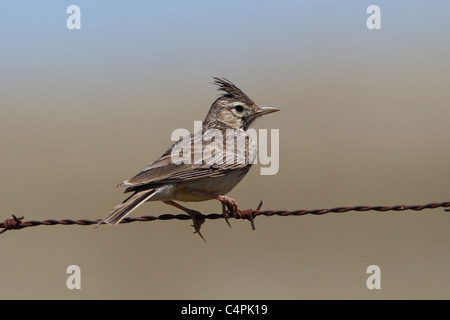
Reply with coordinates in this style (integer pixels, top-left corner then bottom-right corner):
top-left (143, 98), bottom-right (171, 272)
top-left (1, 202), bottom-right (449, 236)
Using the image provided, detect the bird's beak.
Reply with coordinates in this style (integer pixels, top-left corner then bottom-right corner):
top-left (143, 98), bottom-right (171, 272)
top-left (257, 106), bottom-right (280, 116)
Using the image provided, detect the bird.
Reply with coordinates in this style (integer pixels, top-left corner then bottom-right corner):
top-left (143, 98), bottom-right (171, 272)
top-left (98, 77), bottom-right (279, 240)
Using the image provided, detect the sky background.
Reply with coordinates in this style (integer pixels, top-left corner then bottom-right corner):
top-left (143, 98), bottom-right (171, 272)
top-left (1, 1), bottom-right (450, 299)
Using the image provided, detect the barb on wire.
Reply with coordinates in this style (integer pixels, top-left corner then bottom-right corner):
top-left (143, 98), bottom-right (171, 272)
top-left (1, 201), bottom-right (449, 237)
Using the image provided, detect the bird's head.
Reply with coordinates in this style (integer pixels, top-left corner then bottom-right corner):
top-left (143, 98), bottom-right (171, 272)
top-left (203, 77), bottom-right (279, 130)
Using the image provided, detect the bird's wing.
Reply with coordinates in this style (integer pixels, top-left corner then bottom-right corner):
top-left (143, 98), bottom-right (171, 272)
top-left (120, 129), bottom-right (256, 189)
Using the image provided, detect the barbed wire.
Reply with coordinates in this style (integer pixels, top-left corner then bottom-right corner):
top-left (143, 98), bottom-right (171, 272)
top-left (1, 201), bottom-right (449, 237)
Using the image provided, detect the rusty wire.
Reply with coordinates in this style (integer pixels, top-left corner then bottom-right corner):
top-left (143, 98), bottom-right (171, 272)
top-left (1, 201), bottom-right (449, 236)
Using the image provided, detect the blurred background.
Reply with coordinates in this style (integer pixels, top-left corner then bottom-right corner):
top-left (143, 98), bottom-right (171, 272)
top-left (1, 0), bottom-right (449, 299)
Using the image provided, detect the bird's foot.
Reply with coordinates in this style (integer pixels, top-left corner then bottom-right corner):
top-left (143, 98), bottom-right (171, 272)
top-left (217, 195), bottom-right (239, 219)
top-left (221, 203), bottom-right (232, 229)
top-left (190, 211), bottom-right (207, 242)
top-left (163, 200), bottom-right (207, 242)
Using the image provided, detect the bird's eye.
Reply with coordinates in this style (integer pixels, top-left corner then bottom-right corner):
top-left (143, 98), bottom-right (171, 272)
top-left (234, 105), bottom-right (244, 113)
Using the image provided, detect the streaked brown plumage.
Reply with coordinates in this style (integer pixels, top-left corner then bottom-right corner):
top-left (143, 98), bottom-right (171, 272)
top-left (98, 78), bottom-right (279, 240)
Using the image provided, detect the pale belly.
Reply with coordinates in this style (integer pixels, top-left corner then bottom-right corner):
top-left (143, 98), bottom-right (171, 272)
top-left (148, 168), bottom-right (250, 202)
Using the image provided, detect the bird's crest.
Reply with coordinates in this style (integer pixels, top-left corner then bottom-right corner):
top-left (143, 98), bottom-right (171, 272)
top-left (212, 77), bottom-right (254, 105)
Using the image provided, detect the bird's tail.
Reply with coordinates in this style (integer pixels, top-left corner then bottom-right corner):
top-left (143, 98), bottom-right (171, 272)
top-left (97, 189), bottom-right (157, 227)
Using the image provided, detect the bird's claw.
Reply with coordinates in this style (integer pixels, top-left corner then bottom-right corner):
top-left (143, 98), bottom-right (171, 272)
top-left (222, 203), bottom-right (233, 229)
top-left (222, 198), bottom-right (239, 218)
top-left (191, 212), bottom-right (207, 242)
